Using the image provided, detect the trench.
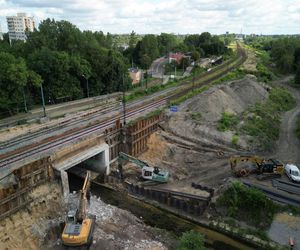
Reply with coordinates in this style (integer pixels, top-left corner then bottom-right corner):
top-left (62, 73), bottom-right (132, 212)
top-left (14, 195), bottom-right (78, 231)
top-left (68, 173), bottom-right (254, 250)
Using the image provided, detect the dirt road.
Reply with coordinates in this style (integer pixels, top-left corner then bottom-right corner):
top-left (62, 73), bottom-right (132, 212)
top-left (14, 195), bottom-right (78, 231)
top-left (273, 77), bottom-right (300, 165)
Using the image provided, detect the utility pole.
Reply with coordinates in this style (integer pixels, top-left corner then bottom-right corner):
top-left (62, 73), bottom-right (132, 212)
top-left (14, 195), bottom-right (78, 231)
top-left (82, 74), bottom-right (89, 98)
top-left (40, 83), bottom-right (46, 117)
top-left (22, 88), bottom-right (28, 113)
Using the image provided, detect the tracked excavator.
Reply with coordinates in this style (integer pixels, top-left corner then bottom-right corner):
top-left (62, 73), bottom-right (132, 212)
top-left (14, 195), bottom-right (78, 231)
top-left (118, 152), bottom-right (169, 183)
top-left (230, 156), bottom-right (284, 179)
top-left (61, 171), bottom-right (95, 247)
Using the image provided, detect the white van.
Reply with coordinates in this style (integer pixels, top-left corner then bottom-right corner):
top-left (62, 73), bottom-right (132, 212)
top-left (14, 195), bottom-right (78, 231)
top-left (285, 164), bottom-right (300, 182)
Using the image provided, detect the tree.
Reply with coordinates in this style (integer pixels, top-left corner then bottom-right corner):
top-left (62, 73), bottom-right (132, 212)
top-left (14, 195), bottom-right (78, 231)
top-left (295, 67), bottom-right (300, 85)
top-left (177, 231), bottom-right (206, 250)
top-left (0, 52), bottom-right (31, 115)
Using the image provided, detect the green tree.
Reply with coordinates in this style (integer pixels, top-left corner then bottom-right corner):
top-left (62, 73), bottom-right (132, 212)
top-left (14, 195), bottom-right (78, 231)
top-left (177, 231), bottom-right (206, 250)
top-left (0, 52), bottom-right (30, 115)
top-left (295, 67), bottom-right (300, 85)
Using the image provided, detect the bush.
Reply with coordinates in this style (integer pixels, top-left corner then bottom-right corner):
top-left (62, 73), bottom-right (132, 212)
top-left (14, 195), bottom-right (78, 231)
top-left (231, 134), bottom-right (239, 146)
top-left (177, 230), bottom-right (206, 250)
top-left (242, 87), bottom-right (295, 150)
top-left (217, 112), bottom-right (239, 131)
top-left (191, 112), bottom-right (202, 122)
top-left (218, 182), bottom-right (278, 228)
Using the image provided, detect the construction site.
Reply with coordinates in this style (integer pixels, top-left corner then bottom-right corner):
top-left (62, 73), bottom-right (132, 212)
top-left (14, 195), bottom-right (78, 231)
top-left (1, 45), bottom-right (300, 250)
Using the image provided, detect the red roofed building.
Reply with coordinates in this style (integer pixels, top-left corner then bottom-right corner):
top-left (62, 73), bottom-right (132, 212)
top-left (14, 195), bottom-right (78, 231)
top-left (169, 53), bottom-right (184, 64)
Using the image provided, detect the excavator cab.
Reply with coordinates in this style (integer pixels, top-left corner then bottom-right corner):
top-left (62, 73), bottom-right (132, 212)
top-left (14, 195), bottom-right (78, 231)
top-left (66, 209), bottom-right (77, 223)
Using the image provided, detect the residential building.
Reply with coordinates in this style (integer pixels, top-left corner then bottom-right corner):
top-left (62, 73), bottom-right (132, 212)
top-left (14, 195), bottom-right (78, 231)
top-left (128, 68), bottom-right (143, 85)
top-left (6, 13), bottom-right (35, 42)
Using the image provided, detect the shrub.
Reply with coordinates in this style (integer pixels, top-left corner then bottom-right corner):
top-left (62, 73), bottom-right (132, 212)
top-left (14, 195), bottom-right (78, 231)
top-left (177, 230), bottom-right (206, 250)
top-left (217, 112), bottom-right (239, 131)
top-left (218, 182), bottom-right (278, 228)
top-left (231, 134), bottom-right (239, 146)
top-left (191, 112), bottom-right (202, 122)
top-left (242, 87), bottom-right (295, 150)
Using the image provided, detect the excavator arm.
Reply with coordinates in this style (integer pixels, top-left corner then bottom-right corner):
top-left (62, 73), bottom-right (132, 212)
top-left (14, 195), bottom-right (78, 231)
top-left (118, 152), bottom-right (150, 169)
top-left (77, 171), bottom-right (90, 222)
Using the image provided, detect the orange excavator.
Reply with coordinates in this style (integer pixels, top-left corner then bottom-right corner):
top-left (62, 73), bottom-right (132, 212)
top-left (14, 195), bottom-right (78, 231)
top-left (61, 171), bottom-right (95, 247)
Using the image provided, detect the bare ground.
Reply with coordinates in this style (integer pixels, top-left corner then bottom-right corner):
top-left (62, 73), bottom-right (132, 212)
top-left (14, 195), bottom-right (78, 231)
top-left (272, 76), bottom-right (300, 165)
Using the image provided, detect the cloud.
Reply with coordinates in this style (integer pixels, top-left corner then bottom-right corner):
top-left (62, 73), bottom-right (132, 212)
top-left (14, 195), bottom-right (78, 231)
top-left (0, 0), bottom-right (299, 34)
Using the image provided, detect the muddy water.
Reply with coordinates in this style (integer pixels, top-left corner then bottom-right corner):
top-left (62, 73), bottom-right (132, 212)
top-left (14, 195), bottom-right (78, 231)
top-left (90, 184), bottom-right (253, 250)
top-left (69, 174), bottom-right (253, 250)
top-left (268, 212), bottom-right (300, 249)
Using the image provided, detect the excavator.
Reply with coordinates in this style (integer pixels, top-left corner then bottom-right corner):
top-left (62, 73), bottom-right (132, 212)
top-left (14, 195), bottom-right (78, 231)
top-left (61, 171), bottom-right (95, 248)
top-left (229, 155), bottom-right (284, 179)
top-left (118, 152), bottom-right (169, 183)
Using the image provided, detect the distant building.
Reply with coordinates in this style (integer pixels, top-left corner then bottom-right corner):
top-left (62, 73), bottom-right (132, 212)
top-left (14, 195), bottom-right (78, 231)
top-left (128, 68), bottom-right (143, 85)
top-left (169, 53), bottom-right (184, 64)
top-left (6, 13), bottom-right (35, 43)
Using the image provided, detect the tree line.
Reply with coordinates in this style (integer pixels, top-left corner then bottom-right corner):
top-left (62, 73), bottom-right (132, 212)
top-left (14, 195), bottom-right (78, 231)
top-left (245, 36), bottom-right (300, 84)
top-left (0, 18), bottom-right (227, 117)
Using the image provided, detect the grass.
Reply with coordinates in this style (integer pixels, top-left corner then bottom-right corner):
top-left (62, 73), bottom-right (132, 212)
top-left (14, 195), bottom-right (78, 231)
top-left (217, 112), bottom-right (239, 132)
top-left (191, 112), bottom-right (202, 122)
top-left (125, 109), bottom-right (163, 127)
top-left (217, 181), bottom-right (278, 229)
top-left (241, 87), bottom-right (295, 150)
top-left (231, 134), bottom-right (239, 146)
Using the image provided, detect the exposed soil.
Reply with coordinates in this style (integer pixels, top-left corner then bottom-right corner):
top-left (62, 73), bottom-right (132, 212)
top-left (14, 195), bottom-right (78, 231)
top-left (272, 76), bottom-right (300, 165)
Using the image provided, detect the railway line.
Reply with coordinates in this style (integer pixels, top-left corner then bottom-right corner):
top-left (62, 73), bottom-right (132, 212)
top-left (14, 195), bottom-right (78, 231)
top-left (242, 180), bottom-right (300, 208)
top-left (0, 43), bottom-right (246, 169)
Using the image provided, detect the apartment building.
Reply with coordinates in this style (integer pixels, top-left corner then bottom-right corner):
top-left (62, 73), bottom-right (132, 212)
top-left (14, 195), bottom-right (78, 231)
top-left (6, 13), bottom-right (35, 42)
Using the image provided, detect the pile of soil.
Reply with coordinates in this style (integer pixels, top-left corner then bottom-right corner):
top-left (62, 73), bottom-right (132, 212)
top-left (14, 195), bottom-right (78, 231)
top-left (0, 182), bottom-right (63, 250)
top-left (183, 75), bottom-right (268, 123)
top-left (165, 75), bottom-right (269, 150)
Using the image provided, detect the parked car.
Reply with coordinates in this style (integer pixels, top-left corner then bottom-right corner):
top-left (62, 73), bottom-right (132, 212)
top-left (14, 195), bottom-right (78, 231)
top-left (285, 164), bottom-right (300, 182)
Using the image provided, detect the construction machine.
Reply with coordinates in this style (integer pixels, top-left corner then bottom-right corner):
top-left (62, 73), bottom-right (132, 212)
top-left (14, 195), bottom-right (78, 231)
top-left (229, 155), bottom-right (284, 179)
top-left (61, 171), bottom-right (95, 247)
top-left (118, 152), bottom-right (169, 183)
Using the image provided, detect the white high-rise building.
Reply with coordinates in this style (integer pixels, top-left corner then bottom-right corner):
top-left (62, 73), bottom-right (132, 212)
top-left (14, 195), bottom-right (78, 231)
top-left (6, 13), bottom-right (35, 42)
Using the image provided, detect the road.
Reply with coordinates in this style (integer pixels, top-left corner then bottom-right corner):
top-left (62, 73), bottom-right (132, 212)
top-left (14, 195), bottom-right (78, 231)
top-left (148, 57), bottom-right (168, 78)
top-left (273, 76), bottom-right (300, 165)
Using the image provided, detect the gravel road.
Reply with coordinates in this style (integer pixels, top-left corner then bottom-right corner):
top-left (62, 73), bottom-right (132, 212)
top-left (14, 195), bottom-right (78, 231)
top-left (273, 76), bottom-right (300, 165)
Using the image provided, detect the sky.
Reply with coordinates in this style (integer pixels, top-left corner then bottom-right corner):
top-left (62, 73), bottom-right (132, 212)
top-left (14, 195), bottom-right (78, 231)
top-left (0, 0), bottom-right (299, 35)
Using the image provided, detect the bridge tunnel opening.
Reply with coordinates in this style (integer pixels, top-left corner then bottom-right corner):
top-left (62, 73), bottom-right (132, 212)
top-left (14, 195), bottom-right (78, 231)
top-left (54, 143), bottom-right (110, 196)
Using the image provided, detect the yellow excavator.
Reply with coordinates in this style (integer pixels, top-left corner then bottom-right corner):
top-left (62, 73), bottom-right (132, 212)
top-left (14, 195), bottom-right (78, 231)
top-left (229, 156), bottom-right (284, 179)
top-left (61, 171), bottom-right (95, 247)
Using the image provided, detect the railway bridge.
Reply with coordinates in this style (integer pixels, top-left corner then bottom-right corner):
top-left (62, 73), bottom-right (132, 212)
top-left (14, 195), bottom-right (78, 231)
top-left (0, 43), bottom-right (247, 219)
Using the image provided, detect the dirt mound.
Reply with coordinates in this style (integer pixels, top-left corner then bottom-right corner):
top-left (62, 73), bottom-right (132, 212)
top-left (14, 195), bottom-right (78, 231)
top-left (183, 75), bottom-right (268, 122)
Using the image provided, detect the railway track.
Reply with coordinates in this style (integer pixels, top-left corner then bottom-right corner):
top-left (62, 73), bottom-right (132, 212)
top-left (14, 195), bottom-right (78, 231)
top-left (272, 179), bottom-right (300, 195)
top-left (0, 43), bottom-right (246, 169)
top-left (242, 180), bottom-right (300, 208)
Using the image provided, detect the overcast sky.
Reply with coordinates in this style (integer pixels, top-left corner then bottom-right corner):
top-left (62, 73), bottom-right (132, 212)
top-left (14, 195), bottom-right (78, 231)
top-left (0, 0), bottom-right (299, 35)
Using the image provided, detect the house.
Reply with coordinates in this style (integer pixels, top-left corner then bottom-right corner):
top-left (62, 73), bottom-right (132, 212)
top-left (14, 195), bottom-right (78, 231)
top-left (168, 53), bottom-right (184, 64)
top-left (128, 68), bottom-right (143, 85)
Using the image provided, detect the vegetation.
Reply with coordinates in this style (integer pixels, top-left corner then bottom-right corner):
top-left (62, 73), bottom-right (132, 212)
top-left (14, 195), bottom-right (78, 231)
top-left (238, 87), bottom-right (295, 150)
top-left (245, 36), bottom-right (300, 75)
top-left (0, 19), bottom-right (131, 117)
top-left (217, 112), bottom-right (239, 132)
top-left (296, 116), bottom-right (300, 139)
top-left (218, 182), bottom-right (278, 228)
top-left (191, 112), bottom-right (202, 122)
top-left (177, 230), bottom-right (206, 250)
top-left (231, 134), bottom-right (239, 146)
